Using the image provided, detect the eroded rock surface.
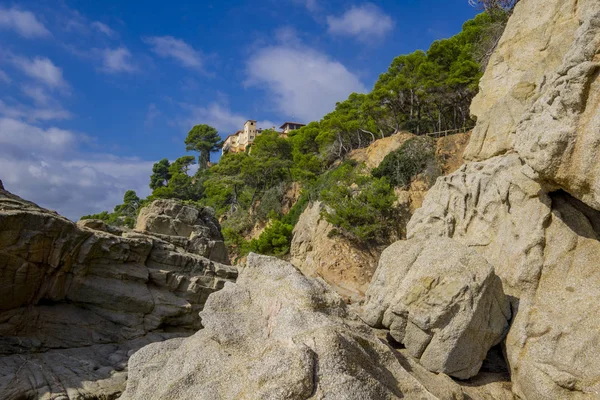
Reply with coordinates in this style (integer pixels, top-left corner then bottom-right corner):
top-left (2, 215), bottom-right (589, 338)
top-left (515, 2), bottom-right (600, 210)
top-left (135, 199), bottom-right (229, 264)
top-left (406, 154), bottom-right (600, 398)
top-left (290, 201), bottom-right (380, 302)
top-left (122, 253), bottom-right (513, 400)
top-left (349, 131), bottom-right (415, 169)
top-left (465, 0), bottom-right (581, 161)
top-left (0, 190), bottom-right (237, 399)
top-left (363, 237), bottom-right (510, 379)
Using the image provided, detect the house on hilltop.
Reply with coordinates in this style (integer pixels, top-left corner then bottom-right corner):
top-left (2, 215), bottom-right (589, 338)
top-left (280, 122), bottom-right (306, 136)
top-left (222, 120), bottom-right (306, 154)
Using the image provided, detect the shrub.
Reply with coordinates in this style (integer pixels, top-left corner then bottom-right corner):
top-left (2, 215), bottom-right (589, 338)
top-left (249, 220), bottom-right (294, 256)
top-left (372, 136), bottom-right (437, 188)
top-left (320, 174), bottom-right (398, 243)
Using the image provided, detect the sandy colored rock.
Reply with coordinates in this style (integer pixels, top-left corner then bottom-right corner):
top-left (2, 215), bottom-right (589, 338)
top-left (465, 0), bottom-right (581, 160)
top-left (363, 237), bottom-right (510, 379)
top-left (290, 201), bottom-right (379, 302)
top-left (515, 2), bottom-right (600, 210)
top-left (408, 155), bottom-right (600, 399)
top-left (435, 131), bottom-right (471, 174)
top-left (349, 131), bottom-right (415, 169)
top-left (136, 199), bottom-right (229, 264)
top-left (122, 253), bottom-right (513, 400)
top-left (0, 189), bottom-right (237, 399)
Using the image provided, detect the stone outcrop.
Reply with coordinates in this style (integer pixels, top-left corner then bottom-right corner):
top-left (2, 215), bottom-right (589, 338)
top-left (135, 199), bottom-right (229, 264)
top-left (363, 0), bottom-right (600, 397)
top-left (407, 154), bottom-right (600, 398)
top-left (122, 253), bottom-right (513, 400)
top-left (349, 131), bottom-right (415, 169)
top-left (289, 201), bottom-right (380, 302)
top-left (515, 2), bottom-right (600, 210)
top-left (363, 237), bottom-right (510, 379)
top-left (0, 190), bottom-right (236, 399)
top-left (435, 131), bottom-right (471, 174)
top-left (464, 0), bottom-right (582, 161)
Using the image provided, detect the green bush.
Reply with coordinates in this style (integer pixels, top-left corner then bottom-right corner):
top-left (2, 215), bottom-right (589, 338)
top-left (249, 220), bottom-right (294, 256)
top-left (255, 184), bottom-right (285, 222)
top-left (320, 173), bottom-right (398, 243)
top-left (372, 136), bottom-right (437, 188)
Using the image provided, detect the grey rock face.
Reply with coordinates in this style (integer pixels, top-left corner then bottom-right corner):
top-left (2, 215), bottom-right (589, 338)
top-left (0, 188), bottom-right (237, 399)
top-left (407, 155), bottom-right (600, 399)
top-left (121, 253), bottom-right (511, 400)
top-left (363, 237), bottom-right (511, 379)
top-left (135, 199), bottom-right (229, 264)
top-left (515, 3), bottom-right (600, 210)
top-left (464, 0), bottom-right (582, 161)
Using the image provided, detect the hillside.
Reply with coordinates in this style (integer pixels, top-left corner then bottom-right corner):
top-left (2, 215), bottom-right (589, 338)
top-left (83, 10), bottom-right (506, 265)
top-left (2, 0), bottom-right (600, 399)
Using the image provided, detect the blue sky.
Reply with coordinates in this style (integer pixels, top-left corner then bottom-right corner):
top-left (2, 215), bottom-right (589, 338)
top-left (0, 0), bottom-right (477, 220)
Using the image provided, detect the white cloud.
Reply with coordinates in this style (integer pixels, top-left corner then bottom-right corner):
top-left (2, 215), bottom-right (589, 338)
top-left (91, 21), bottom-right (116, 37)
top-left (11, 56), bottom-right (68, 89)
top-left (178, 102), bottom-right (277, 136)
top-left (291, 0), bottom-right (319, 12)
top-left (0, 7), bottom-right (50, 38)
top-left (0, 117), bottom-right (152, 220)
top-left (100, 47), bottom-right (136, 73)
top-left (0, 99), bottom-right (72, 121)
top-left (144, 36), bottom-right (203, 69)
top-left (0, 69), bottom-right (9, 83)
top-left (327, 4), bottom-right (394, 40)
top-left (181, 103), bottom-right (247, 134)
top-left (246, 45), bottom-right (367, 122)
top-left (21, 85), bottom-right (50, 104)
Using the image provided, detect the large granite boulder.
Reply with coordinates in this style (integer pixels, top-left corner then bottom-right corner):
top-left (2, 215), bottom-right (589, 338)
top-left (464, 0), bottom-right (582, 161)
top-left (363, 237), bottom-right (511, 379)
top-left (0, 189), bottom-right (237, 399)
top-left (407, 154), bottom-right (600, 398)
top-left (515, 2), bottom-right (600, 210)
top-left (121, 253), bottom-right (513, 400)
top-left (135, 199), bottom-right (229, 264)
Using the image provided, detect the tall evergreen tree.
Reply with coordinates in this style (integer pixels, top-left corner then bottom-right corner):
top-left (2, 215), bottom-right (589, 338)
top-left (185, 124), bottom-right (222, 170)
top-left (149, 158), bottom-right (172, 190)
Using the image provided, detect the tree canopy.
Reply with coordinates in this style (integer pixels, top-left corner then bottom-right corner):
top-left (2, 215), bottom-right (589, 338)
top-left (185, 124), bottom-right (222, 170)
top-left (85, 9), bottom-right (510, 259)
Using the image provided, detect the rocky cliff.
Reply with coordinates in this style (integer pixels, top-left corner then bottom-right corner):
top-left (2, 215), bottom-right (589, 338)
top-left (0, 191), bottom-right (236, 399)
top-left (3, 0), bottom-right (599, 398)
top-left (365, 0), bottom-right (600, 398)
top-left (291, 131), bottom-right (470, 302)
top-left (122, 0), bottom-right (600, 398)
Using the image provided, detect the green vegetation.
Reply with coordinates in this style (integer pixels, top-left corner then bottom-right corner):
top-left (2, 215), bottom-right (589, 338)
top-left (81, 190), bottom-right (141, 228)
top-left (249, 220), bottom-right (294, 256)
top-left (185, 124), bottom-right (222, 170)
top-left (373, 137), bottom-right (438, 188)
top-left (85, 10), bottom-right (511, 259)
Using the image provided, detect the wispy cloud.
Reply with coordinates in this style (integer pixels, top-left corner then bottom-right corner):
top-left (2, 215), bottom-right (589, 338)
top-left (291, 0), bottom-right (319, 12)
top-left (100, 47), bottom-right (137, 73)
top-left (0, 69), bottom-right (9, 83)
top-left (0, 7), bottom-right (50, 38)
top-left (0, 117), bottom-right (153, 220)
top-left (144, 36), bottom-right (203, 70)
top-left (246, 43), bottom-right (367, 122)
top-left (11, 56), bottom-right (69, 89)
top-left (0, 99), bottom-right (72, 122)
top-left (327, 4), bottom-right (394, 41)
top-left (144, 103), bottom-right (162, 128)
top-left (91, 21), bottom-right (116, 37)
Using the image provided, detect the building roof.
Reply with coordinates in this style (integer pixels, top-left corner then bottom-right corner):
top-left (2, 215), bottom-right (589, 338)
top-left (224, 131), bottom-right (242, 141)
top-left (279, 122), bottom-right (306, 129)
